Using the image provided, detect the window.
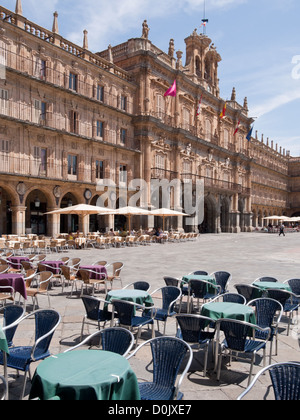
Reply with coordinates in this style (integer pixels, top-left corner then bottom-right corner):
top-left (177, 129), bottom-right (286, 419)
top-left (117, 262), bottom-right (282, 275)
top-left (0, 139), bottom-right (9, 171)
top-left (70, 110), bottom-right (79, 134)
top-left (96, 160), bottom-right (104, 179)
top-left (33, 146), bottom-right (47, 174)
top-left (223, 129), bottom-right (229, 149)
top-left (154, 153), bottom-right (165, 178)
top-left (97, 121), bottom-right (104, 138)
top-left (120, 95), bottom-right (127, 111)
top-left (119, 164), bottom-right (127, 184)
top-left (183, 108), bottom-right (190, 130)
top-left (35, 58), bottom-right (46, 80)
top-left (69, 73), bottom-right (78, 91)
top-left (0, 89), bottom-right (8, 114)
top-left (205, 119), bottom-right (212, 142)
top-left (34, 100), bottom-right (46, 124)
top-left (156, 94), bottom-right (165, 119)
top-left (0, 139), bottom-right (9, 154)
top-left (120, 128), bottom-right (127, 145)
top-left (97, 85), bottom-right (104, 102)
top-left (68, 154), bottom-right (77, 176)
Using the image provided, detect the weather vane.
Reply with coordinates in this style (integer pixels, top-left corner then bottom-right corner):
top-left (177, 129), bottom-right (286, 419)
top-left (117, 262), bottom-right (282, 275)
top-left (200, 0), bottom-right (209, 35)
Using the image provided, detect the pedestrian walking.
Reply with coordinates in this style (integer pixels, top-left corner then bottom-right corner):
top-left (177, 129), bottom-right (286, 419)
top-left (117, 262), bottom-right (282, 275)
top-left (279, 223), bottom-right (285, 236)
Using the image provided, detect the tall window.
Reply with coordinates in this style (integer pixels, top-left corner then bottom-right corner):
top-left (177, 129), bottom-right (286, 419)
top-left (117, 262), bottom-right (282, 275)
top-left (205, 119), bottom-right (212, 142)
top-left (68, 154), bottom-right (77, 176)
top-left (119, 164), bottom-right (127, 184)
top-left (182, 108), bottom-right (190, 130)
top-left (70, 110), bottom-right (79, 134)
top-left (155, 153), bottom-right (165, 178)
top-left (97, 121), bottom-right (104, 138)
top-left (97, 85), bottom-right (104, 102)
top-left (223, 129), bottom-right (229, 149)
top-left (156, 94), bottom-right (165, 119)
top-left (33, 146), bottom-right (47, 174)
top-left (120, 128), bottom-right (127, 145)
top-left (34, 100), bottom-right (46, 124)
top-left (120, 95), bottom-right (127, 111)
top-left (0, 139), bottom-right (9, 171)
top-left (96, 160), bottom-right (104, 179)
top-left (34, 58), bottom-right (46, 80)
top-left (69, 73), bottom-right (78, 92)
top-left (0, 89), bottom-right (8, 115)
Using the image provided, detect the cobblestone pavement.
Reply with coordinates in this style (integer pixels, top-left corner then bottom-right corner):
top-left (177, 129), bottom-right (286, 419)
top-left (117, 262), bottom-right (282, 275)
top-left (3, 233), bottom-right (300, 400)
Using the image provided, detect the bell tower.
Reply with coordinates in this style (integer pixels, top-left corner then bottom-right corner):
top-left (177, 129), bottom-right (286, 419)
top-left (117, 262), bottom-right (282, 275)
top-left (184, 29), bottom-right (221, 97)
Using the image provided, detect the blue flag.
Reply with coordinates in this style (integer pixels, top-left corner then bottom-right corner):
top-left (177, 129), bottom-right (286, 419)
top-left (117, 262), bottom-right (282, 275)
top-left (246, 126), bottom-right (253, 142)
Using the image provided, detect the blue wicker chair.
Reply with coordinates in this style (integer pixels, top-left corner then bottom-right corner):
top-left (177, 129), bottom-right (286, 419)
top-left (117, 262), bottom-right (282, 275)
top-left (247, 298), bottom-right (283, 363)
top-left (64, 327), bottom-right (134, 357)
top-left (150, 286), bottom-right (182, 335)
top-left (188, 279), bottom-right (221, 313)
top-left (285, 279), bottom-right (300, 304)
top-left (176, 314), bottom-right (216, 376)
top-left (211, 293), bottom-right (246, 305)
top-left (266, 289), bottom-right (300, 335)
top-left (123, 281), bottom-right (151, 292)
top-left (254, 276), bottom-right (278, 283)
top-left (216, 319), bottom-right (271, 386)
top-left (80, 296), bottom-right (115, 340)
top-left (211, 271), bottom-right (231, 294)
top-left (234, 284), bottom-right (263, 303)
top-left (111, 299), bottom-right (155, 346)
top-left (0, 309), bottom-right (61, 400)
top-left (237, 362), bottom-right (300, 400)
top-left (127, 336), bottom-right (193, 400)
top-left (0, 305), bottom-right (25, 347)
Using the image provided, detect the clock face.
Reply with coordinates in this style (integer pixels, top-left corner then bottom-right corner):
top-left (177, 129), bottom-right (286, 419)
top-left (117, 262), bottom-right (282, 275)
top-left (84, 189), bottom-right (92, 200)
top-left (16, 182), bottom-right (26, 195)
top-left (53, 186), bottom-right (62, 198)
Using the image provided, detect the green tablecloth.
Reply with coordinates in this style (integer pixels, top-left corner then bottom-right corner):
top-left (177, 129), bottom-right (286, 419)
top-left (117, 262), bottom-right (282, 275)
top-left (253, 282), bottom-right (292, 292)
top-left (181, 275), bottom-right (217, 294)
top-left (0, 326), bottom-right (9, 354)
top-left (29, 350), bottom-right (140, 401)
top-left (201, 302), bottom-right (256, 324)
top-left (106, 289), bottom-right (153, 307)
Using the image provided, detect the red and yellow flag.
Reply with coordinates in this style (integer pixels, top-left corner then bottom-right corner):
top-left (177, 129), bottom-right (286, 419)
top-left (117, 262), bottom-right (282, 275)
top-left (220, 103), bottom-right (227, 119)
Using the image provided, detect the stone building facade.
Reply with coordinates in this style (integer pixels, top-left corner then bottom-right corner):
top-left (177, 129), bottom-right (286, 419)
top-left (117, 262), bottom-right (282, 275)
top-left (0, 2), bottom-right (299, 236)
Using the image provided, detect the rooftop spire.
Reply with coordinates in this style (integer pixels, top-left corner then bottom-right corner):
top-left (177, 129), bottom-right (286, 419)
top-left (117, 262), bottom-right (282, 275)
top-left (52, 11), bottom-right (59, 34)
top-left (15, 0), bottom-right (23, 15)
top-left (83, 30), bottom-right (88, 50)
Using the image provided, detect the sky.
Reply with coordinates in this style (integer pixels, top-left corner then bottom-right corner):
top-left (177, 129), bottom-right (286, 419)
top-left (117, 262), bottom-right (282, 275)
top-left (2, 0), bottom-right (300, 155)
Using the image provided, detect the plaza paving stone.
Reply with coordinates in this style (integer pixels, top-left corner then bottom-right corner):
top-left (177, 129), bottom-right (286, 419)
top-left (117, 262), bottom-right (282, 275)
top-left (3, 232), bottom-right (300, 400)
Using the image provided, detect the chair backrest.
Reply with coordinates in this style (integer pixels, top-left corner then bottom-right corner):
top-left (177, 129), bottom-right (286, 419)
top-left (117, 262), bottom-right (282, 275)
top-left (269, 363), bottom-right (300, 400)
top-left (133, 281), bottom-right (150, 292)
top-left (234, 284), bottom-right (263, 302)
top-left (218, 319), bottom-right (256, 352)
top-left (33, 310), bottom-right (61, 358)
top-left (150, 337), bottom-right (191, 391)
top-left (1, 305), bottom-right (25, 347)
top-left (192, 271), bottom-right (209, 276)
top-left (61, 265), bottom-right (72, 280)
top-left (257, 277), bottom-right (278, 283)
top-left (36, 255), bottom-right (46, 262)
top-left (266, 289), bottom-right (291, 306)
top-left (100, 327), bottom-right (134, 356)
top-left (160, 286), bottom-right (181, 311)
top-left (0, 264), bottom-right (8, 274)
top-left (176, 314), bottom-right (215, 343)
top-left (21, 261), bottom-right (33, 271)
top-left (70, 258), bottom-right (81, 268)
top-left (287, 279), bottom-right (300, 296)
top-left (111, 262), bottom-right (123, 276)
top-left (39, 271), bottom-right (53, 291)
top-left (213, 271), bottom-right (231, 294)
top-left (78, 269), bottom-right (91, 284)
top-left (38, 263), bottom-right (47, 272)
top-left (60, 257), bottom-right (70, 265)
top-left (112, 300), bottom-right (136, 326)
top-left (163, 277), bottom-right (180, 287)
top-left (81, 296), bottom-right (101, 320)
top-left (247, 298), bottom-right (283, 332)
top-left (221, 293), bottom-right (246, 305)
top-left (94, 261), bottom-right (107, 267)
top-left (189, 279), bottom-right (210, 299)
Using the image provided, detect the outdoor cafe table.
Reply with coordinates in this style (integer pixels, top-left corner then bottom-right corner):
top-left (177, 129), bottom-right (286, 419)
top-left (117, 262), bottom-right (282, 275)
top-left (7, 256), bottom-right (30, 270)
top-left (181, 274), bottom-right (217, 295)
top-left (41, 261), bottom-right (64, 275)
top-left (252, 282), bottom-right (292, 292)
top-left (201, 302), bottom-right (257, 371)
top-left (79, 265), bottom-right (107, 280)
top-left (0, 273), bottom-right (27, 300)
top-left (29, 350), bottom-right (140, 401)
top-left (105, 289), bottom-right (153, 308)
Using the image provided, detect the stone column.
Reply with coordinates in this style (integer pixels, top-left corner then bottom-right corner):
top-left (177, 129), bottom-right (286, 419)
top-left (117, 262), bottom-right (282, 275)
top-left (11, 206), bottom-right (26, 235)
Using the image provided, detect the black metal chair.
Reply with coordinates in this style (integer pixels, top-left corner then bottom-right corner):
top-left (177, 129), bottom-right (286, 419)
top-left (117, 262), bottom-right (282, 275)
top-left (80, 295), bottom-right (115, 340)
top-left (211, 271), bottom-right (231, 294)
top-left (188, 279), bottom-right (221, 313)
top-left (234, 284), bottom-right (263, 303)
top-left (266, 289), bottom-right (300, 335)
top-left (123, 281), bottom-right (151, 292)
top-left (237, 362), bottom-right (300, 400)
top-left (150, 286), bottom-right (182, 335)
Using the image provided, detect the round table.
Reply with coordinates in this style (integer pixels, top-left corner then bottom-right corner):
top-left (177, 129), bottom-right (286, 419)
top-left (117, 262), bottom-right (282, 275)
top-left (7, 256), bottom-right (30, 270)
top-left (42, 261), bottom-right (64, 275)
top-left (252, 282), bottom-right (292, 292)
top-left (29, 350), bottom-right (140, 401)
top-left (0, 273), bottom-right (27, 299)
top-left (79, 265), bottom-right (107, 280)
top-left (201, 302), bottom-right (256, 324)
top-left (106, 289), bottom-right (153, 307)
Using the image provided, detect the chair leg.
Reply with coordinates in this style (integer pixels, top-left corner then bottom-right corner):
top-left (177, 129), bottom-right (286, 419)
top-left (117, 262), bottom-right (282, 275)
top-left (20, 371), bottom-right (28, 400)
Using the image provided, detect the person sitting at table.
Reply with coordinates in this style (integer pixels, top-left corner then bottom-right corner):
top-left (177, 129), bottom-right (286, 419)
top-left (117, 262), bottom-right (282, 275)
top-left (108, 228), bottom-right (115, 237)
top-left (68, 231), bottom-right (74, 240)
